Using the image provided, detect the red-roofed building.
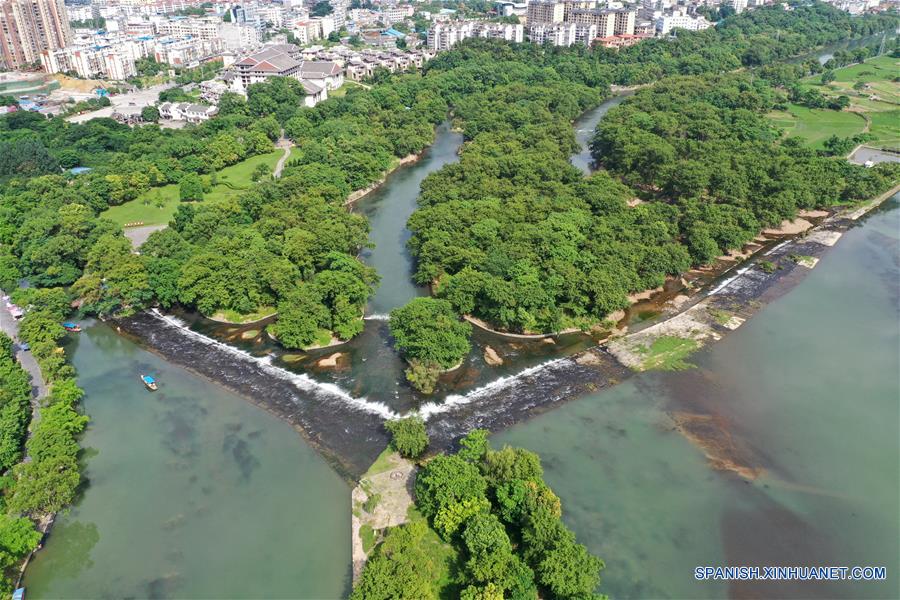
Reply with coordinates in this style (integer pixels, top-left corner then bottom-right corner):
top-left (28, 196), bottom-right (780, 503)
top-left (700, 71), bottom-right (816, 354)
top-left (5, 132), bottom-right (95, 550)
top-left (593, 33), bottom-right (651, 49)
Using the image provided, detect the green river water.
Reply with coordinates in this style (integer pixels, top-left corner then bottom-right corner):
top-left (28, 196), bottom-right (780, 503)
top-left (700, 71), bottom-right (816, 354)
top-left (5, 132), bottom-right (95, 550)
top-left (496, 198), bottom-right (900, 599)
top-left (24, 199), bottom-right (899, 598)
top-left (23, 328), bottom-right (352, 598)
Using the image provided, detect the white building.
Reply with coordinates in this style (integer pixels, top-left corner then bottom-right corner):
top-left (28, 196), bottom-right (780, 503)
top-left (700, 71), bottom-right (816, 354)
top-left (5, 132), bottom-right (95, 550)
top-left (655, 11), bottom-right (711, 35)
top-left (527, 22), bottom-right (577, 46)
top-left (227, 44), bottom-right (343, 107)
top-left (158, 101), bottom-right (219, 122)
top-left (427, 21), bottom-right (523, 52)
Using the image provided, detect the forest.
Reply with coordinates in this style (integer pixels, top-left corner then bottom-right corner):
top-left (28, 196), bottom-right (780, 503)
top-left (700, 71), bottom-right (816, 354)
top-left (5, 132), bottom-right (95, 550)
top-left (404, 4), bottom-right (899, 335)
top-left (353, 428), bottom-right (603, 600)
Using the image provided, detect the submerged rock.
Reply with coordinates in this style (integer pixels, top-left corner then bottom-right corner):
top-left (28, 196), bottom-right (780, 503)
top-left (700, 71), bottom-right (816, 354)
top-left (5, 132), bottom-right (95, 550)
top-left (483, 345), bottom-right (503, 366)
top-left (317, 352), bottom-right (344, 368)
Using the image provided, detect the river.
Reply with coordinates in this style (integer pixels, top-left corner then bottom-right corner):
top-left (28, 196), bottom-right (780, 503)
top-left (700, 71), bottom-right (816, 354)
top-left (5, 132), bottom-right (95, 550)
top-left (23, 90), bottom-right (899, 597)
top-left (494, 197), bottom-right (900, 599)
top-left (22, 324), bottom-right (352, 598)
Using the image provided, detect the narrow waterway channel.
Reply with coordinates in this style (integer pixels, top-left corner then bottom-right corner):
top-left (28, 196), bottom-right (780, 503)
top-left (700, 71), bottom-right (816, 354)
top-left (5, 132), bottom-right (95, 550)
top-left (355, 121), bottom-right (463, 315)
top-left (571, 92), bottom-right (632, 174)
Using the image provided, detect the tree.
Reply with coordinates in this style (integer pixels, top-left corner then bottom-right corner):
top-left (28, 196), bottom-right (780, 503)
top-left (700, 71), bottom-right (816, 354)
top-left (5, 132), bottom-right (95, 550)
top-left (141, 105), bottom-right (160, 122)
top-left (384, 416), bottom-right (428, 459)
top-left (458, 429), bottom-right (489, 464)
top-left (179, 173), bottom-right (204, 201)
top-left (414, 454), bottom-right (488, 521)
top-left (268, 284), bottom-right (329, 348)
top-left (0, 514), bottom-right (40, 594)
top-left (312, 1), bottom-right (333, 17)
top-left (251, 163), bottom-right (271, 182)
top-left (389, 298), bottom-right (471, 370)
top-left (350, 521), bottom-right (442, 600)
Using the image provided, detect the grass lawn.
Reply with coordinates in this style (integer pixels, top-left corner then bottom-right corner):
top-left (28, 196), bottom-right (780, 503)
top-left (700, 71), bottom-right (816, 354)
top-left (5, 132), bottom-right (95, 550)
top-left (209, 306), bottom-right (276, 324)
top-left (637, 335), bottom-right (699, 371)
top-left (101, 183), bottom-right (181, 226)
top-left (768, 104), bottom-right (866, 149)
top-left (868, 110), bottom-right (900, 150)
top-left (768, 56), bottom-right (900, 151)
top-left (101, 151), bottom-right (282, 226)
top-left (328, 80), bottom-right (366, 99)
top-left (205, 151), bottom-right (282, 202)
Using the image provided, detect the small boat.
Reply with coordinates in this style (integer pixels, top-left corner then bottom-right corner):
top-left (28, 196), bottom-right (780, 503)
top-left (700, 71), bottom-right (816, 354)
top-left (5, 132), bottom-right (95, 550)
top-left (62, 322), bottom-right (82, 332)
top-left (141, 374), bottom-right (158, 391)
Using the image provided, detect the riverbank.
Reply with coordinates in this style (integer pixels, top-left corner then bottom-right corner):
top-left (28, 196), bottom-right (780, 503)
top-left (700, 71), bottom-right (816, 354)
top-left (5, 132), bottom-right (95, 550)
top-left (0, 293), bottom-right (53, 588)
top-left (345, 152), bottom-right (425, 205)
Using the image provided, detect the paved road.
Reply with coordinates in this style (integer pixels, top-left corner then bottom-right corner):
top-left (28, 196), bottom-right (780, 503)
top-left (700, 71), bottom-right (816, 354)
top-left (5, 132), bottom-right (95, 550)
top-left (124, 224), bottom-right (167, 248)
top-left (273, 133), bottom-right (294, 178)
top-left (0, 292), bottom-right (47, 419)
top-left (66, 83), bottom-right (174, 124)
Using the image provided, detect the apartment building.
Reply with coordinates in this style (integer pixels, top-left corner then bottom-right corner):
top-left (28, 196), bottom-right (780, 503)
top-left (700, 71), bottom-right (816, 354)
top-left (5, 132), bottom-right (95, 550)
top-left (155, 16), bottom-right (220, 40)
top-left (381, 4), bottom-right (413, 25)
top-left (153, 36), bottom-right (223, 67)
top-left (427, 20), bottom-right (523, 52)
top-left (655, 10), bottom-right (711, 34)
top-left (0, 0), bottom-right (72, 69)
top-left (526, 0), bottom-right (565, 25)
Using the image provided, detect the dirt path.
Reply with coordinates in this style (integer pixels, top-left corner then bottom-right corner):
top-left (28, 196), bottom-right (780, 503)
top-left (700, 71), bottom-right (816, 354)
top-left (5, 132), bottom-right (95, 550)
top-left (273, 133), bottom-right (293, 178)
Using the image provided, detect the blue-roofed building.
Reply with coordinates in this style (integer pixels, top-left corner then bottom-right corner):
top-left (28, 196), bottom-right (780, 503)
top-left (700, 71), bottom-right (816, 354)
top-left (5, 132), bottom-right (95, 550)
top-left (384, 28), bottom-right (407, 39)
top-left (69, 167), bottom-right (93, 175)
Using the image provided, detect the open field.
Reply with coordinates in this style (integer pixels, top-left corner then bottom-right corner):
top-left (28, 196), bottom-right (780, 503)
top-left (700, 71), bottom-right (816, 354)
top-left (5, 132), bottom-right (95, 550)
top-left (768, 103), bottom-right (867, 149)
top-left (768, 55), bottom-right (900, 150)
top-left (101, 151), bottom-right (281, 226)
top-left (205, 151), bottom-right (281, 201)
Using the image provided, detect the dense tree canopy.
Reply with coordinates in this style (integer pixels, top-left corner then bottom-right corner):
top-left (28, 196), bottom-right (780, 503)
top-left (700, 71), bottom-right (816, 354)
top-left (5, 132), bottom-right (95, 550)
top-left (358, 431), bottom-right (603, 599)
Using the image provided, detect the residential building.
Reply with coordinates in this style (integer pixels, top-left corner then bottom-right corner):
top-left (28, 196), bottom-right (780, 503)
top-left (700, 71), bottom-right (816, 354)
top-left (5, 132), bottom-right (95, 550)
top-left (381, 4), bottom-right (413, 25)
top-left (158, 101), bottom-right (218, 122)
top-left (0, 0), bottom-right (73, 69)
top-left (494, 1), bottom-right (528, 17)
top-left (427, 20), bottom-right (523, 52)
top-left (226, 44), bottom-right (342, 106)
top-left (655, 10), bottom-right (711, 35)
top-left (156, 16), bottom-right (220, 40)
top-left (527, 22), bottom-right (576, 45)
top-left (526, 0), bottom-right (565, 25)
top-left (594, 32), bottom-right (651, 48)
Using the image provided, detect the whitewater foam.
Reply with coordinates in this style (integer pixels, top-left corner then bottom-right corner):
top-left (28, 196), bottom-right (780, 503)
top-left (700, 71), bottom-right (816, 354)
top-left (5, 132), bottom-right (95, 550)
top-left (147, 309), bottom-right (400, 419)
top-left (145, 310), bottom-right (578, 423)
top-left (363, 314), bottom-right (390, 321)
top-left (416, 357), bottom-right (569, 421)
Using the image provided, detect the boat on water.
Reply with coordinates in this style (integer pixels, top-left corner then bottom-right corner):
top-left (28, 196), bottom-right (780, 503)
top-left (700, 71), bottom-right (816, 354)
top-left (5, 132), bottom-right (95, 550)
top-left (141, 374), bottom-right (158, 391)
top-left (62, 322), bottom-right (82, 332)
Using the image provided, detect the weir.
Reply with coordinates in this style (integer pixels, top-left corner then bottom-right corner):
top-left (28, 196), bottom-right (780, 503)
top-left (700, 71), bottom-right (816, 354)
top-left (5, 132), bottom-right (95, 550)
top-left (110, 94), bottom-right (894, 476)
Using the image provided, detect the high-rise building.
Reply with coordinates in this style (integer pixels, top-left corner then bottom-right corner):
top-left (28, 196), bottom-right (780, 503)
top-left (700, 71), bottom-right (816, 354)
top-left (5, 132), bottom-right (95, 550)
top-left (0, 0), bottom-right (73, 70)
top-left (526, 0), bottom-right (565, 25)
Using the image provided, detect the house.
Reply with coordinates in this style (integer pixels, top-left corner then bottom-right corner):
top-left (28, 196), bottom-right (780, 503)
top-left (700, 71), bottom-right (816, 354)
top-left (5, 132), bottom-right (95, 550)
top-left (158, 102), bottom-right (219, 123)
top-left (298, 60), bottom-right (344, 90)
